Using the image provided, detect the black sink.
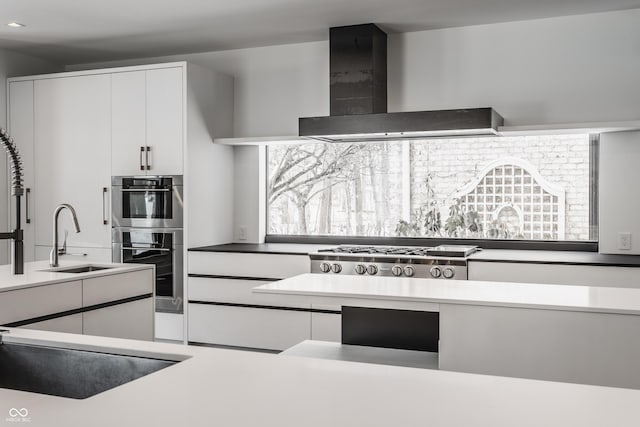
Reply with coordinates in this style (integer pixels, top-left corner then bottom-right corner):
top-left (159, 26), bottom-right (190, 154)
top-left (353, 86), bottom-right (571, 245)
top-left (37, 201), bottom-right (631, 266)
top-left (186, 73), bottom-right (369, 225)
top-left (0, 342), bottom-right (178, 399)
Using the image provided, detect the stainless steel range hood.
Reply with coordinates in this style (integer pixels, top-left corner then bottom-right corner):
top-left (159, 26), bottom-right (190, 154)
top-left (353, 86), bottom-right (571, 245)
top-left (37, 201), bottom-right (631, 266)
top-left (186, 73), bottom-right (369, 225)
top-left (298, 24), bottom-right (504, 142)
top-left (299, 108), bottom-right (504, 142)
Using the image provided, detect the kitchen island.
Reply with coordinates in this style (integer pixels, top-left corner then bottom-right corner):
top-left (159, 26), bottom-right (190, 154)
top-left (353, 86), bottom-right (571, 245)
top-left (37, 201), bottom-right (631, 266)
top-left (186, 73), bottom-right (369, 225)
top-left (0, 260), bottom-right (154, 340)
top-left (254, 274), bottom-right (640, 389)
top-left (1, 327), bottom-right (640, 426)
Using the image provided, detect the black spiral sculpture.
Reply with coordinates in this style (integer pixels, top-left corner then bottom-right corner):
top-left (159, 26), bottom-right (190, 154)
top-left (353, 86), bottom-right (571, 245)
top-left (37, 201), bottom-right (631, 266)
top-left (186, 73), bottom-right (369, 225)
top-left (0, 127), bottom-right (24, 197)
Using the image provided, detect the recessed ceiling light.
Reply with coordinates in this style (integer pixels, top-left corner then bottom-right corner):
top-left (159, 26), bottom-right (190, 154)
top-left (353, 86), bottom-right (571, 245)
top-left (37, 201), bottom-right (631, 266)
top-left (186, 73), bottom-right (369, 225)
top-left (7, 22), bottom-right (26, 28)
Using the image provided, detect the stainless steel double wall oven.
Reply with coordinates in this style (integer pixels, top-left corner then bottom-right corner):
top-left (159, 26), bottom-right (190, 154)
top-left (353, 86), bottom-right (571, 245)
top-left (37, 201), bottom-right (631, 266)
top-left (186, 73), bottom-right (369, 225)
top-left (112, 176), bottom-right (184, 313)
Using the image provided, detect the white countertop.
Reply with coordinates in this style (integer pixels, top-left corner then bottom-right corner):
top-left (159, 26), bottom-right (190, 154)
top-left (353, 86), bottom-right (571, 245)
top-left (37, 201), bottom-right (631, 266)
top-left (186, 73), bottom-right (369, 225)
top-left (2, 328), bottom-right (640, 426)
top-left (0, 260), bottom-right (153, 293)
top-left (254, 273), bottom-right (640, 315)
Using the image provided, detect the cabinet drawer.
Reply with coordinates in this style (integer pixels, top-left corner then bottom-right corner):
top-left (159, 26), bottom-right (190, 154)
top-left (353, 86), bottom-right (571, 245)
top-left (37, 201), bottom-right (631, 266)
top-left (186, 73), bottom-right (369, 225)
top-left (83, 269), bottom-right (153, 306)
top-left (189, 252), bottom-right (309, 279)
top-left (0, 281), bottom-right (82, 325)
top-left (21, 314), bottom-right (83, 334)
top-left (83, 298), bottom-right (154, 341)
top-left (188, 303), bottom-right (310, 351)
top-left (188, 277), bottom-right (308, 308)
top-left (468, 261), bottom-right (640, 287)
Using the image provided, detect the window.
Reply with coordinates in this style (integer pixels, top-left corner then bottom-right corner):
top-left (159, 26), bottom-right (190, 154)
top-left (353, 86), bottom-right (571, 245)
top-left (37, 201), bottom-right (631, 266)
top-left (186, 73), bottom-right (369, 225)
top-left (267, 134), bottom-right (597, 245)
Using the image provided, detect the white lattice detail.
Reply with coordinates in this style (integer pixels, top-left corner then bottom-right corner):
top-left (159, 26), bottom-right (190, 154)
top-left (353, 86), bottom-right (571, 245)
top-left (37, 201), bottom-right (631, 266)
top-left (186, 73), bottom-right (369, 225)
top-left (453, 157), bottom-right (565, 239)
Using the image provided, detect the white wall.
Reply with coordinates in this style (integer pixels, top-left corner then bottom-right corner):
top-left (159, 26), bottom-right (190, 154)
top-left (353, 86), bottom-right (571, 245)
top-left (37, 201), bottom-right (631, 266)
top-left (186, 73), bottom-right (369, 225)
top-left (69, 9), bottom-right (640, 133)
top-left (233, 146), bottom-right (266, 243)
top-left (1, 49), bottom-right (61, 264)
top-left (67, 9), bottom-right (640, 245)
top-left (387, 10), bottom-right (640, 125)
top-left (599, 131), bottom-right (640, 254)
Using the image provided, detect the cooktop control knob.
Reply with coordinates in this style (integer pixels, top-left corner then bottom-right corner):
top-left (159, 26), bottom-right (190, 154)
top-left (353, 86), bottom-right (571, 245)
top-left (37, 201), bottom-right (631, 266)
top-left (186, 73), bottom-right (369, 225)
top-left (404, 265), bottom-right (415, 277)
top-left (442, 267), bottom-right (455, 279)
top-left (319, 262), bottom-right (331, 273)
top-left (367, 264), bottom-right (378, 275)
top-left (391, 265), bottom-right (403, 276)
top-left (332, 263), bottom-right (342, 273)
top-left (430, 266), bottom-right (442, 278)
top-left (355, 264), bottom-right (366, 275)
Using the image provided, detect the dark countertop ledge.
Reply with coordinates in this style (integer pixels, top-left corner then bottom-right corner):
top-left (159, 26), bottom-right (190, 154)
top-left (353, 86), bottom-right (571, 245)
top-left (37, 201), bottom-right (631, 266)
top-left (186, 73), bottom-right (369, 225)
top-left (189, 243), bottom-right (334, 256)
top-left (189, 243), bottom-right (640, 267)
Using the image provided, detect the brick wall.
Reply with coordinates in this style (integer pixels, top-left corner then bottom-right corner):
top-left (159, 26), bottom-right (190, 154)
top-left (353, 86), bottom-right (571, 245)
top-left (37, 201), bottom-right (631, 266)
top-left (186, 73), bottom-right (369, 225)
top-left (409, 135), bottom-right (591, 240)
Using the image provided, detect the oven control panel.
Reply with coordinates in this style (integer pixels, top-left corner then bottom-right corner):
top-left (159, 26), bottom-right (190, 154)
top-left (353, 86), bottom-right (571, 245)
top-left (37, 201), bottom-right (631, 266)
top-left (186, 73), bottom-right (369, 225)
top-left (311, 259), bottom-right (467, 280)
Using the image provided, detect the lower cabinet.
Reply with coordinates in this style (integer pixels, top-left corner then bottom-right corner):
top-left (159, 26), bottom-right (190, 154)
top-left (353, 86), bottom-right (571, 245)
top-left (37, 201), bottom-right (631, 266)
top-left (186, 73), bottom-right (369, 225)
top-left (0, 281), bottom-right (82, 325)
top-left (5, 268), bottom-right (155, 341)
top-left (468, 261), bottom-right (640, 288)
top-left (21, 314), bottom-right (83, 334)
top-left (155, 312), bottom-right (184, 342)
top-left (83, 298), bottom-right (154, 341)
top-left (311, 312), bottom-right (341, 342)
top-left (439, 303), bottom-right (640, 389)
top-left (186, 251), bottom-right (342, 351)
top-left (188, 303), bottom-right (312, 351)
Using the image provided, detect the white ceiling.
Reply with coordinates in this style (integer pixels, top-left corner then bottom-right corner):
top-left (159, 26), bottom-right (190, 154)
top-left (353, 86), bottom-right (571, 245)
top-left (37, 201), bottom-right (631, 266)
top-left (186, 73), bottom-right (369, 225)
top-left (1, 0), bottom-right (639, 65)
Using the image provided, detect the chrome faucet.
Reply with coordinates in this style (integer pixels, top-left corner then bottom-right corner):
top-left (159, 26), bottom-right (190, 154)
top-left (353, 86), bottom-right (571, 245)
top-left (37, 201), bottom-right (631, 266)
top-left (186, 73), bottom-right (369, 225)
top-left (50, 204), bottom-right (81, 267)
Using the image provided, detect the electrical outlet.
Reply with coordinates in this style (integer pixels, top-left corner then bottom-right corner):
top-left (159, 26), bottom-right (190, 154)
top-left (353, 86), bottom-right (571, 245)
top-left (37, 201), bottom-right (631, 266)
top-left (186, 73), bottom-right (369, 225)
top-left (238, 226), bottom-right (247, 241)
top-left (618, 232), bottom-right (632, 250)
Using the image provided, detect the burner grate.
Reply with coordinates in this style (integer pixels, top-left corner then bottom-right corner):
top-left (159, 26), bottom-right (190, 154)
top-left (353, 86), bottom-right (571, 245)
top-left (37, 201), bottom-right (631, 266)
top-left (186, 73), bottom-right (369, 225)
top-left (319, 245), bottom-right (433, 256)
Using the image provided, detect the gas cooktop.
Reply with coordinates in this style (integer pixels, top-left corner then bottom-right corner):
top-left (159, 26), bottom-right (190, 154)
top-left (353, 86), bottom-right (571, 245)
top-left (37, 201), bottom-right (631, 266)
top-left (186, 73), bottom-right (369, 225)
top-left (316, 245), bottom-right (479, 258)
top-left (310, 245), bottom-right (480, 279)
top-left (317, 246), bottom-right (432, 256)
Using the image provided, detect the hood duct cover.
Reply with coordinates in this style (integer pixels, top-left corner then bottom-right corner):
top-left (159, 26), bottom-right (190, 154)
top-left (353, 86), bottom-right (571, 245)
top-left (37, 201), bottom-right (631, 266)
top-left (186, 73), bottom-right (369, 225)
top-left (299, 23), bottom-right (503, 142)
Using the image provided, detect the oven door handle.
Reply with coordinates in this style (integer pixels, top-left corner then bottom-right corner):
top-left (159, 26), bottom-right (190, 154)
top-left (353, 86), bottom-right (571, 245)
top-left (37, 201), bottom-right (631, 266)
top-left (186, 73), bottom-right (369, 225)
top-left (121, 246), bottom-right (172, 252)
top-left (119, 188), bottom-right (171, 192)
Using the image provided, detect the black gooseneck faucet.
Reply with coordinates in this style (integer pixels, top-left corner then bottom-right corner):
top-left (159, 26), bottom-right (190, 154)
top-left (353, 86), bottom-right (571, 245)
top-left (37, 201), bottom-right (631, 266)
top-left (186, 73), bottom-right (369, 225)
top-left (0, 128), bottom-right (24, 275)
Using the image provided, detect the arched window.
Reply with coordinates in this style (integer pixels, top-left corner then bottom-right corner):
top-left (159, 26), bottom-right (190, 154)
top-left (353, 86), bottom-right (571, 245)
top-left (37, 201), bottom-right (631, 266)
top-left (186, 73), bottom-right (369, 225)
top-left (453, 158), bottom-right (565, 239)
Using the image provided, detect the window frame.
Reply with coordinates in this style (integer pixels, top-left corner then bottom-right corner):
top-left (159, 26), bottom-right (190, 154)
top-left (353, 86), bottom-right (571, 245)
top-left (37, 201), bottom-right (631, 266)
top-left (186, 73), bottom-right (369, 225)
top-left (264, 135), bottom-right (600, 252)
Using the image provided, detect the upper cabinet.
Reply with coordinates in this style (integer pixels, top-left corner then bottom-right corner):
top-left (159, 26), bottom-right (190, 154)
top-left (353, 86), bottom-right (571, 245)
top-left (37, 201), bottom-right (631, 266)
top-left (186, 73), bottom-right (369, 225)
top-left (111, 67), bottom-right (184, 176)
top-left (8, 81), bottom-right (35, 262)
top-left (7, 62), bottom-right (235, 264)
top-left (145, 67), bottom-right (184, 175)
top-left (33, 74), bottom-right (112, 249)
top-left (111, 71), bottom-right (146, 176)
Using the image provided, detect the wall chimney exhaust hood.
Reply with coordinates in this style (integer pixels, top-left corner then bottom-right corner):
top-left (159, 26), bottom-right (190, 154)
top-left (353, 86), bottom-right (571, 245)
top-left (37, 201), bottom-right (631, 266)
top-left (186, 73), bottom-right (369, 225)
top-left (299, 24), bottom-right (504, 142)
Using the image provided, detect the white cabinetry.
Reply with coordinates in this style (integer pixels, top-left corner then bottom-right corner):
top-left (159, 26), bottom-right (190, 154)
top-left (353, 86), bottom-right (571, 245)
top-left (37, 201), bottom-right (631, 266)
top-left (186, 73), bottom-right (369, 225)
top-left (189, 304), bottom-right (311, 351)
top-left (8, 63), bottom-right (234, 341)
top-left (188, 252), bottom-right (309, 279)
top-left (33, 74), bottom-right (111, 250)
top-left (145, 67), bottom-right (183, 175)
top-left (8, 80), bottom-right (35, 262)
top-left (21, 314), bottom-right (83, 334)
top-left (439, 303), bottom-right (640, 389)
top-left (111, 71), bottom-right (146, 176)
top-left (311, 312), bottom-right (342, 342)
top-left (83, 298), bottom-right (153, 340)
top-left (82, 268), bottom-right (152, 306)
top-left (81, 269), bottom-right (154, 340)
top-left (468, 261), bottom-right (640, 288)
top-left (186, 251), bottom-right (338, 351)
top-left (1, 267), bottom-right (154, 340)
top-left (0, 281), bottom-right (82, 325)
top-left (111, 67), bottom-right (183, 176)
